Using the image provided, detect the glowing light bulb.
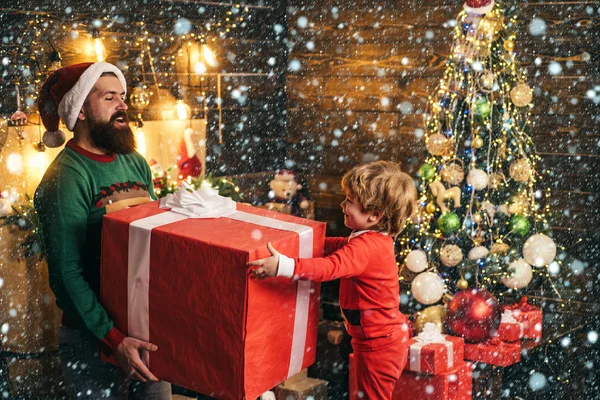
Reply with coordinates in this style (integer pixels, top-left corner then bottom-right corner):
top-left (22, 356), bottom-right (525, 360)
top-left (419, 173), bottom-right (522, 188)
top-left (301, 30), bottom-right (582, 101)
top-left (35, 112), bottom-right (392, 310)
top-left (176, 100), bottom-right (191, 120)
top-left (92, 30), bottom-right (106, 62)
top-left (202, 45), bottom-right (217, 67)
top-left (135, 127), bottom-right (147, 156)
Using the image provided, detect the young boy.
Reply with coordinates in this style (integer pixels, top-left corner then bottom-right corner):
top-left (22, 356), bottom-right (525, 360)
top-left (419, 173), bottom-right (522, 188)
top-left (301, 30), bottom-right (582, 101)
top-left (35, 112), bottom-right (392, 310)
top-left (248, 161), bottom-right (418, 400)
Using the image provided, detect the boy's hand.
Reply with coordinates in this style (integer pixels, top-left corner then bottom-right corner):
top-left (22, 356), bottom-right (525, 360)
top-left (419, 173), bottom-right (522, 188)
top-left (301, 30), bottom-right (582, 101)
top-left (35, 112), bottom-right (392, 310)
top-left (247, 242), bottom-right (280, 280)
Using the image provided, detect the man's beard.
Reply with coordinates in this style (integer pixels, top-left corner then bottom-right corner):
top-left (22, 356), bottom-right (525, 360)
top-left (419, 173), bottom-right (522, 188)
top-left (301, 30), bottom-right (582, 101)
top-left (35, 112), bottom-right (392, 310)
top-left (88, 111), bottom-right (136, 155)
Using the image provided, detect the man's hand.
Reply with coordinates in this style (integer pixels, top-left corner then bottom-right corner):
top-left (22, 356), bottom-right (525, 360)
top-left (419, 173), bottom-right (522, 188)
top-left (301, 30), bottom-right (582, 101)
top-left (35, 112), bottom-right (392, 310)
top-left (113, 337), bottom-right (160, 382)
top-left (247, 242), bottom-right (280, 280)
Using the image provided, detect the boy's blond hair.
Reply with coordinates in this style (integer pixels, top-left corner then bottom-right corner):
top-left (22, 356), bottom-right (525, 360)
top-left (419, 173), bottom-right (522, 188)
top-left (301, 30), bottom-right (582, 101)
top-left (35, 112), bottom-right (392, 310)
top-left (341, 161), bottom-right (417, 237)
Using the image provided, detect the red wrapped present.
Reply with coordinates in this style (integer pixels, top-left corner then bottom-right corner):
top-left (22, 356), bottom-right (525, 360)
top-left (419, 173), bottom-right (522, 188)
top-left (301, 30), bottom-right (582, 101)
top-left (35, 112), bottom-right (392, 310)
top-left (502, 296), bottom-right (542, 339)
top-left (464, 338), bottom-right (521, 366)
top-left (495, 310), bottom-right (524, 342)
top-left (406, 323), bottom-right (464, 374)
top-left (349, 354), bottom-right (472, 400)
top-left (100, 185), bottom-right (325, 400)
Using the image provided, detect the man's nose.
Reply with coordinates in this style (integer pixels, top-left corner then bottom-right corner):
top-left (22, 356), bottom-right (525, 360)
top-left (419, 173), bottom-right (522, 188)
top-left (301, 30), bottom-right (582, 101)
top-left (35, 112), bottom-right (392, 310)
top-left (117, 97), bottom-right (128, 111)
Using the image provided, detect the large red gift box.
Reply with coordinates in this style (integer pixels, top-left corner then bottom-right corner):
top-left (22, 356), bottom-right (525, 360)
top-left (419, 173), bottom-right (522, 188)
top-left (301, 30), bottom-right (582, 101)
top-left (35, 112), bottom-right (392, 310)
top-left (100, 200), bottom-right (325, 400)
top-left (406, 325), bottom-right (464, 374)
top-left (502, 297), bottom-right (542, 339)
top-left (464, 339), bottom-right (521, 366)
top-left (349, 354), bottom-right (472, 400)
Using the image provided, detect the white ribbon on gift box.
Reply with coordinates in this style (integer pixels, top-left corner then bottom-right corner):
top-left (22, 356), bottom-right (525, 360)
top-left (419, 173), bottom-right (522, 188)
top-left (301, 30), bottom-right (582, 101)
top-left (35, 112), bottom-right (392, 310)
top-left (128, 183), bottom-right (313, 377)
top-left (501, 310), bottom-right (524, 337)
top-left (408, 322), bottom-right (454, 373)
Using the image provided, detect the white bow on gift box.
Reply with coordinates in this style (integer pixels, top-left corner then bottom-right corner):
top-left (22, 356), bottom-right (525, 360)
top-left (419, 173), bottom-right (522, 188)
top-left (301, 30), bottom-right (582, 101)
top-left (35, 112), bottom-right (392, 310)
top-left (409, 322), bottom-right (454, 372)
top-left (160, 182), bottom-right (236, 218)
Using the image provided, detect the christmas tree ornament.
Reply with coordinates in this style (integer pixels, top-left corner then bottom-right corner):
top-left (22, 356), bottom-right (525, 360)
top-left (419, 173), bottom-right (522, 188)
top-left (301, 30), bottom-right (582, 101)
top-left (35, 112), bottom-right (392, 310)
top-left (441, 162), bottom-right (465, 185)
top-left (508, 193), bottom-right (530, 215)
top-left (130, 84), bottom-right (151, 109)
top-left (411, 272), bottom-right (445, 305)
top-left (472, 135), bottom-right (484, 149)
top-left (474, 97), bottom-right (492, 117)
top-left (418, 163), bottom-right (436, 180)
top-left (510, 215), bottom-right (531, 236)
top-left (472, 213), bottom-right (482, 224)
top-left (509, 158), bottom-right (532, 183)
top-left (481, 200), bottom-right (496, 220)
top-left (430, 181), bottom-right (461, 213)
top-left (426, 202), bottom-right (437, 214)
top-left (426, 134), bottom-right (449, 156)
top-left (523, 233), bottom-right (557, 267)
top-left (467, 168), bottom-right (489, 191)
top-left (440, 244), bottom-right (463, 267)
top-left (414, 305), bottom-right (447, 334)
top-left (438, 212), bottom-right (461, 235)
top-left (510, 81), bottom-right (533, 107)
top-left (501, 258), bottom-right (532, 289)
top-left (478, 70), bottom-right (496, 92)
top-left (457, 278), bottom-right (469, 290)
top-left (488, 172), bottom-right (505, 189)
top-left (446, 289), bottom-right (502, 343)
top-left (496, 204), bottom-right (510, 215)
top-left (405, 249), bottom-right (429, 273)
top-left (491, 242), bottom-right (510, 255)
top-left (503, 39), bottom-right (514, 52)
top-left (468, 245), bottom-right (489, 260)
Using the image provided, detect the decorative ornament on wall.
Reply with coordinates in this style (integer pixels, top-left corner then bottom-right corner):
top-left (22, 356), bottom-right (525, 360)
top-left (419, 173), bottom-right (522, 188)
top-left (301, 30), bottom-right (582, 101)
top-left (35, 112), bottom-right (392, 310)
top-left (509, 158), bottom-right (532, 183)
top-left (510, 81), bottom-right (532, 107)
top-left (130, 84), bottom-right (151, 110)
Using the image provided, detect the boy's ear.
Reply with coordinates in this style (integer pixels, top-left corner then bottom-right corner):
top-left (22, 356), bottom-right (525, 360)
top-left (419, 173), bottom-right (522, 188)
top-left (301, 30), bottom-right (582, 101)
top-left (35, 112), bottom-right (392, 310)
top-left (78, 106), bottom-right (86, 121)
top-left (368, 210), bottom-right (384, 223)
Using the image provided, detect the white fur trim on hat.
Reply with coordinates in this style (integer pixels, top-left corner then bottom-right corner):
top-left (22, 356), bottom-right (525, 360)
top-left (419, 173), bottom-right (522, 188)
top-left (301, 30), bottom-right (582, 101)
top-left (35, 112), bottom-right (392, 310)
top-left (58, 62), bottom-right (127, 131)
top-left (463, 0), bottom-right (495, 14)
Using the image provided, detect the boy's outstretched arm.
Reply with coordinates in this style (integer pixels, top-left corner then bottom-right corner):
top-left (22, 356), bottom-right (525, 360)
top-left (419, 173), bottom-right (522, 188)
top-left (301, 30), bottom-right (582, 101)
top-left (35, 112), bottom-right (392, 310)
top-left (247, 242), bottom-right (280, 280)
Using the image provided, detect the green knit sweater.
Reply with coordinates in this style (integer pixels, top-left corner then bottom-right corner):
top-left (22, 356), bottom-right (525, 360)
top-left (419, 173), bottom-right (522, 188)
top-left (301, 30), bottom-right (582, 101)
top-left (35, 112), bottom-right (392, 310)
top-left (34, 140), bottom-right (156, 354)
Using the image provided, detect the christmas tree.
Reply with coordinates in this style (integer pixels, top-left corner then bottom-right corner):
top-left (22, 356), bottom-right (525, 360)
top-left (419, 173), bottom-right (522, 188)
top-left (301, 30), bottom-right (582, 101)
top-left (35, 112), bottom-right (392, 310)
top-left (398, 0), bottom-right (559, 308)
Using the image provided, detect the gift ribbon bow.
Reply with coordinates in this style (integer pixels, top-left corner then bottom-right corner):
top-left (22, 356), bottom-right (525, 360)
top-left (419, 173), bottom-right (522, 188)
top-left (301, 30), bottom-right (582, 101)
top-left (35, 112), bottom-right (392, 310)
top-left (159, 182), bottom-right (236, 218)
top-left (503, 296), bottom-right (537, 312)
top-left (409, 322), bottom-right (454, 372)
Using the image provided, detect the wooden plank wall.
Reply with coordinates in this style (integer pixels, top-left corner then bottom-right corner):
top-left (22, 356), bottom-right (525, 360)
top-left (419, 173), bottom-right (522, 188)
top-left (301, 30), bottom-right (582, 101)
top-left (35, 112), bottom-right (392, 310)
top-left (0, 0), bottom-right (288, 175)
top-left (286, 0), bottom-right (600, 267)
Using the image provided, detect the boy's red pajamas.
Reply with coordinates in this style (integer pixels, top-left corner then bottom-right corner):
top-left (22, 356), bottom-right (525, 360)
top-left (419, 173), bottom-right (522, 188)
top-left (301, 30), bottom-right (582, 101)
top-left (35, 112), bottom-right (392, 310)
top-left (279, 231), bottom-right (409, 400)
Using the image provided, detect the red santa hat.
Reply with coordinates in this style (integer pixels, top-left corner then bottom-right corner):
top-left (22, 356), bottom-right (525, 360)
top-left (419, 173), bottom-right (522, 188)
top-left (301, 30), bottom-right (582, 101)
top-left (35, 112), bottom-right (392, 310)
top-left (274, 170), bottom-right (297, 182)
top-left (37, 62), bottom-right (127, 147)
top-left (463, 0), bottom-right (495, 14)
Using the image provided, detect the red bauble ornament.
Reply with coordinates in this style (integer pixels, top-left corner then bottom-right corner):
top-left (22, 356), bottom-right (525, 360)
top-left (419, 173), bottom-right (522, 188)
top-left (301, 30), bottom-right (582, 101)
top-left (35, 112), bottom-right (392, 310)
top-left (445, 289), bottom-right (501, 343)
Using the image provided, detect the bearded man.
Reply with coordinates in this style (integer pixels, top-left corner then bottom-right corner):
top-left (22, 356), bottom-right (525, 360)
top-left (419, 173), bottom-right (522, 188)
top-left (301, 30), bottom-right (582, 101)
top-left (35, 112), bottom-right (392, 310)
top-left (34, 62), bottom-right (172, 400)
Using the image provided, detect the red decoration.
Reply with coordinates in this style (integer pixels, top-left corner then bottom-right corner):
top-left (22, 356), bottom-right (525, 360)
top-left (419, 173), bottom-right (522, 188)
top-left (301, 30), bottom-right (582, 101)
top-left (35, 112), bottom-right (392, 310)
top-left (445, 289), bottom-right (502, 343)
top-left (465, 0), bottom-right (492, 8)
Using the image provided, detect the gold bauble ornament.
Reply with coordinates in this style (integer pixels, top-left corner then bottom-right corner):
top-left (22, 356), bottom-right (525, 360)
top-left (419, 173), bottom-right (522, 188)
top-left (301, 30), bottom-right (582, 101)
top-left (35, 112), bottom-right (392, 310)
top-left (488, 172), bottom-right (505, 189)
top-left (441, 162), bottom-right (465, 185)
top-left (510, 81), bottom-right (533, 107)
top-left (491, 242), bottom-right (510, 255)
top-left (457, 278), bottom-right (469, 290)
top-left (472, 213), bottom-right (482, 224)
top-left (130, 86), bottom-right (151, 109)
top-left (426, 202), bottom-right (438, 214)
top-left (478, 71), bottom-right (496, 93)
top-left (472, 136), bottom-right (484, 149)
top-left (504, 40), bottom-right (515, 52)
top-left (414, 305), bottom-right (447, 334)
top-left (509, 158), bottom-right (532, 183)
top-left (426, 134), bottom-right (449, 156)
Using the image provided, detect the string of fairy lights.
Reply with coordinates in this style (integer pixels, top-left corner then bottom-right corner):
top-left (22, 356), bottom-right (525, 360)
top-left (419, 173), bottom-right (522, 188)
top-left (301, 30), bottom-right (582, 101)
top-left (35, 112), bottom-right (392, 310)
top-left (397, 2), bottom-right (564, 305)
